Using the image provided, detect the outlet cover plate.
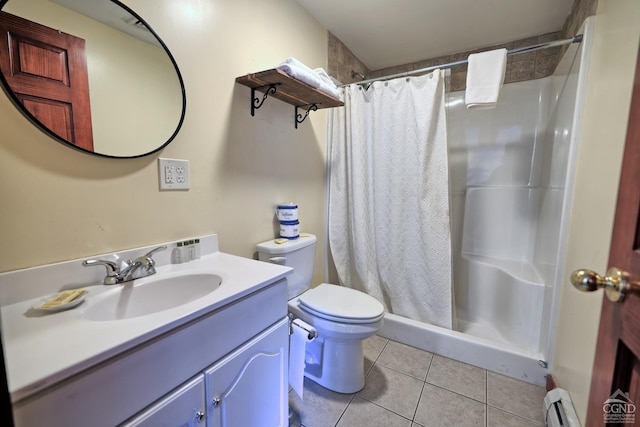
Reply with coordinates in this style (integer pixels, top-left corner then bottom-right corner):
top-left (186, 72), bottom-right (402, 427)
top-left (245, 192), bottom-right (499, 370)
top-left (158, 158), bottom-right (189, 191)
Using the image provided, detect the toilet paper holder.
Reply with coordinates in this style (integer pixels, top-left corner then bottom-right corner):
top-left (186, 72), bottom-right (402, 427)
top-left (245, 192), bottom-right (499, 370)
top-left (288, 314), bottom-right (318, 340)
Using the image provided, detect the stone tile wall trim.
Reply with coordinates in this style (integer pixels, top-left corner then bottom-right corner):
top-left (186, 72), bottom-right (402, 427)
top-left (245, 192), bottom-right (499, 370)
top-left (328, 0), bottom-right (598, 88)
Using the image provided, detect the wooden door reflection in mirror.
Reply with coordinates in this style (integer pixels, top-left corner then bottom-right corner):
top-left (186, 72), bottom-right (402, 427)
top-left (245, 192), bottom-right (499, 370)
top-left (0, 11), bottom-right (94, 151)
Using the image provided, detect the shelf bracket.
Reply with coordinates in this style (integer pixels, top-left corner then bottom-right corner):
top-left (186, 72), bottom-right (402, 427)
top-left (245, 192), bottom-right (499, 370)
top-left (251, 84), bottom-right (280, 116)
top-left (295, 103), bottom-right (319, 129)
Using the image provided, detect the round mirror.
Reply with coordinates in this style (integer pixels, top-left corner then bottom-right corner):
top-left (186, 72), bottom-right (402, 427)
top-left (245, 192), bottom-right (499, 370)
top-left (0, 0), bottom-right (185, 158)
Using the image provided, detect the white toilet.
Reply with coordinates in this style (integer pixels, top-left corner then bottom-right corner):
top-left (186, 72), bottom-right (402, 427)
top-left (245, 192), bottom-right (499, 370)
top-left (257, 234), bottom-right (384, 394)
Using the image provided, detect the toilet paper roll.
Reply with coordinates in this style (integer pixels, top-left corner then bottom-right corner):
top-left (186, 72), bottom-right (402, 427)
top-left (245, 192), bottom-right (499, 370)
top-left (289, 318), bottom-right (316, 400)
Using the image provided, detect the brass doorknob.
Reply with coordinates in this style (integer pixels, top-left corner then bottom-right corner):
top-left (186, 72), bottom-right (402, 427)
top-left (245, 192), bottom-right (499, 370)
top-left (571, 267), bottom-right (639, 303)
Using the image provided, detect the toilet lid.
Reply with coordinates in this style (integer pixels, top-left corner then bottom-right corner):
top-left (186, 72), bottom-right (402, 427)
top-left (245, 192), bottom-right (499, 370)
top-left (298, 283), bottom-right (385, 323)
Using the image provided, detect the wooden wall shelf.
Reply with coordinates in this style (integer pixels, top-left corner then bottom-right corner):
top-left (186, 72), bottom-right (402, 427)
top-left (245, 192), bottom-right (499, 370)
top-left (235, 68), bottom-right (343, 128)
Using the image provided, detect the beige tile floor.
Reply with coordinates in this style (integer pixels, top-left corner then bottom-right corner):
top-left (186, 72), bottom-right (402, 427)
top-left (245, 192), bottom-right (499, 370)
top-left (289, 335), bottom-right (546, 427)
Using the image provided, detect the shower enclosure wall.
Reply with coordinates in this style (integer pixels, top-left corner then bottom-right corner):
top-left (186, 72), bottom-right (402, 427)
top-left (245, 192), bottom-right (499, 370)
top-left (378, 20), bottom-right (593, 386)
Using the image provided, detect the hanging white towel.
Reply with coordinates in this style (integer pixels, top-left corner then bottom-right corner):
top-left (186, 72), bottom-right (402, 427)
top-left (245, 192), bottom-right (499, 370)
top-left (465, 48), bottom-right (507, 109)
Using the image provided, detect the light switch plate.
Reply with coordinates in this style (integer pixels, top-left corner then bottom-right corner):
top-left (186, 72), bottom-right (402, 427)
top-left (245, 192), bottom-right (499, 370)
top-left (158, 158), bottom-right (189, 191)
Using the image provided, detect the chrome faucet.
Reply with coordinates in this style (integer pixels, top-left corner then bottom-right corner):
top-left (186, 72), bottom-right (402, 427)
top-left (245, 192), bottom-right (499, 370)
top-left (82, 245), bottom-right (167, 285)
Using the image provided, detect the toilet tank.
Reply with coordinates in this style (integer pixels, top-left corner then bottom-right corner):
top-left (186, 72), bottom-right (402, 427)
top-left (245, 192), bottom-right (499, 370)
top-left (257, 234), bottom-right (317, 299)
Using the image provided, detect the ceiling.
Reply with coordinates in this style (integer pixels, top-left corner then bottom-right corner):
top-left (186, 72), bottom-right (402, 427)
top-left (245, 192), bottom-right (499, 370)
top-left (51, 0), bottom-right (160, 46)
top-left (296, 0), bottom-right (575, 71)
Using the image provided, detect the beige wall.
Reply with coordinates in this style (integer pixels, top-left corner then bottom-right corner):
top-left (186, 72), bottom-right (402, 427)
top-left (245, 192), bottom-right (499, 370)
top-left (552, 0), bottom-right (640, 422)
top-left (0, 0), bottom-right (329, 287)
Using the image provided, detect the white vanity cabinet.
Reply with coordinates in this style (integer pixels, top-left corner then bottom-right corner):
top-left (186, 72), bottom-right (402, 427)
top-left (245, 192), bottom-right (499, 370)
top-left (12, 280), bottom-right (289, 427)
top-left (121, 375), bottom-right (206, 427)
top-left (205, 318), bottom-right (288, 427)
top-left (122, 318), bottom-right (288, 427)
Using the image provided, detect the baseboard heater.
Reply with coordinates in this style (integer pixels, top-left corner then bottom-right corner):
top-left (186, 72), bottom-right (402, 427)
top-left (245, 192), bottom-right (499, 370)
top-left (544, 388), bottom-right (580, 426)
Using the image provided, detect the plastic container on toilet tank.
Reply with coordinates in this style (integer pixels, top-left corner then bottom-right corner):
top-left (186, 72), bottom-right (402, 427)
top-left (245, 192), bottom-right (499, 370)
top-left (257, 234), bottom-right (317, 299)
top-left (279, 220), bottom-right (300, 239)
top-left (276, 203), bottom-right (298, 221)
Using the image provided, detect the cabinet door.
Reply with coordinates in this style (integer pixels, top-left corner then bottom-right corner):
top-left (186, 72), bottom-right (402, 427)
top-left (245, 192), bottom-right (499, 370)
top-left (205, 318), bottom-right (289, 427)
top-left (121, 374), bottom-right (206, 427)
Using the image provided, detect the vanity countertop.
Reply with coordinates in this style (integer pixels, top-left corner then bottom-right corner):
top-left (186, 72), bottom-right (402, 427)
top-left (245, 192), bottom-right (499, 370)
top-left (1, 251), bottom-right (291, 403)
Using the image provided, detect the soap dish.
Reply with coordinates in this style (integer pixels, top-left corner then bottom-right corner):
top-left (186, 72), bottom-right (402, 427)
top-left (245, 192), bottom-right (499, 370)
top-left (33, 291), bottom-right (87, 313)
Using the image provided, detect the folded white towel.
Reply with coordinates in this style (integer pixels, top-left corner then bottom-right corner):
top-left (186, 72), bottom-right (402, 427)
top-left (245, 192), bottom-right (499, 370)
top-left (277, 57), bottom-right (322, 89)
top-left (314, 67), bottom-right (341, 98)
top-left (313, 67), bottom-right (333, 85)
top-left (465, 48), bottom-right (507, 109)
top-left (317, 79), bottom-right (341, 99)
top-left (276, 58), bottom-right (341, 99)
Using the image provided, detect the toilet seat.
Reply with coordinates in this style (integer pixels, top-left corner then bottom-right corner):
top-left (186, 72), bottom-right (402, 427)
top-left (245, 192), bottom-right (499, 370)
top-left (297, 283), bottom-right (385, 324)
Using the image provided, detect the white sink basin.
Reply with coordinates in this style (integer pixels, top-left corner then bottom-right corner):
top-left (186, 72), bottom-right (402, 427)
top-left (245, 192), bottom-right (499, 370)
top-left (81, 273), bottom-right (222, 321)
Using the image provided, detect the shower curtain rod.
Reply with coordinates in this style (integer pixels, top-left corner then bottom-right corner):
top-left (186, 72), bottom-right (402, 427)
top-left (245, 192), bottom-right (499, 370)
top-left (343, 34), bottom-right (583, 87)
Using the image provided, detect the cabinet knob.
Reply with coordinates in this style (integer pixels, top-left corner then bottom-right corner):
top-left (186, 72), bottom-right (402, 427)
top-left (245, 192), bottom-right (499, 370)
top-left (194, 411), bottom-right (205, 423)
top-left (212, 396), bottom-right (221, 408)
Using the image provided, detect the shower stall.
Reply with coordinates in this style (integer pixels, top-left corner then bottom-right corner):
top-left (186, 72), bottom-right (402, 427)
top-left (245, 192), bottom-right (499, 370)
top-left (332, 20), bottom-right (594, 386)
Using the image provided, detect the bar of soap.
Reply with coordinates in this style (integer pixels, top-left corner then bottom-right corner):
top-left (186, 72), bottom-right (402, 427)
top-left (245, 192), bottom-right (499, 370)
top-left (40, 289), bottom-right (87, 308)
top-left (274, 238), bottom-right (288, 244)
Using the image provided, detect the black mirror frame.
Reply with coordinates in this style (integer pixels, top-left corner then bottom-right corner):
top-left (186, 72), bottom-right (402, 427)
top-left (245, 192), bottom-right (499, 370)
top-left (0, 0), bottom-right (186, 159)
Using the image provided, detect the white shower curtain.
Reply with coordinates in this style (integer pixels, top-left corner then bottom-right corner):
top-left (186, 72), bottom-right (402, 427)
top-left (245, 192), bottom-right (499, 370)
top-left (328, 70), bottom-right (453, 329)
